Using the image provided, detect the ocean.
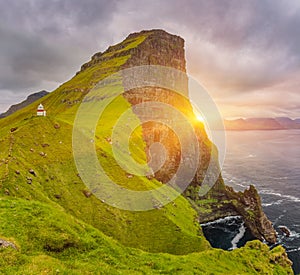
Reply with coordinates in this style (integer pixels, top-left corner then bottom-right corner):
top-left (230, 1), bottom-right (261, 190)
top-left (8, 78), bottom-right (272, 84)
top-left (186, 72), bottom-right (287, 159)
top-left (202, 130), bottom-right (300, 274)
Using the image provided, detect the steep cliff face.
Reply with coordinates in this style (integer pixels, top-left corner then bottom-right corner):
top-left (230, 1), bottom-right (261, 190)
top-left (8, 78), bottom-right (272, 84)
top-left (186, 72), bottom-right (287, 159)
top-left (123, 30), bottom-right (186, 71)
top-left (114, 30), bottom-right (211, 187)
top-left (105, 29), bottom-right (278, 244)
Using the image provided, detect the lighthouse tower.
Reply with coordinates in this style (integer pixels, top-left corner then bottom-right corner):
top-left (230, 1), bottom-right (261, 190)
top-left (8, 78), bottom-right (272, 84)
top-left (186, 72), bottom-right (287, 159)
top-left (37, 104), bottom-right (46, 116)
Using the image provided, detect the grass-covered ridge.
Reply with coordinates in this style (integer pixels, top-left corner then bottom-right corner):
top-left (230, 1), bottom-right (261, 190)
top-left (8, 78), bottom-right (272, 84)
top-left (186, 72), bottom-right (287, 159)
top-left (0, 29), bottom-right (293, 273)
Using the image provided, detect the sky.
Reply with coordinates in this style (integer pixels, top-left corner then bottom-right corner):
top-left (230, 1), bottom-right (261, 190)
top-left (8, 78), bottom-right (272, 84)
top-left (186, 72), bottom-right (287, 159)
top-left (0, 0), bottom-right (299, 119)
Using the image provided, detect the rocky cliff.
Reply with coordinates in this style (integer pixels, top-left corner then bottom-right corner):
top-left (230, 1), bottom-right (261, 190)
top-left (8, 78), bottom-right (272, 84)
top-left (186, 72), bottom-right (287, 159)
top-left (81, 29), bottom-right (278, 244)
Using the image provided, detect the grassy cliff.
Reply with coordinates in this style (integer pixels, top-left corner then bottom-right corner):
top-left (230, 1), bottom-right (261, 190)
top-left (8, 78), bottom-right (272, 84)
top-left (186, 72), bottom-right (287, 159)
top-left (0, 198), bottom-right (292, 274)
top-left (0, 29), bottom-right (293, 274)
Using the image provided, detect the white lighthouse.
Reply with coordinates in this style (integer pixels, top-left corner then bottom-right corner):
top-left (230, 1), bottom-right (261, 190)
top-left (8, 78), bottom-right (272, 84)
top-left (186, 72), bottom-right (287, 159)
top-left (37, 104), bottom-right (46, 116)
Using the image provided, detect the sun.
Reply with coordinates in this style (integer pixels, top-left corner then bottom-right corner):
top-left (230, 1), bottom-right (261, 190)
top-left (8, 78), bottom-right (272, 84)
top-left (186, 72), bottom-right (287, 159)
top-left (194, 110), bottom-right (205, 123)
top-left (196, 114), bottom-right (205, 122)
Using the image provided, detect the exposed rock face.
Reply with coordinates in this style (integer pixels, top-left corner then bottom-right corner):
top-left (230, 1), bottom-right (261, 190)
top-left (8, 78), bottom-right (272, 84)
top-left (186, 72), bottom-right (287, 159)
top-left (104, 29), bottom-right (277, 244)
top-left (119, 30), bottom-right (211, 186)
top-left (123, 30), bottom-right (186, 71)
top-left (0, 90), bottom-right (48, 119)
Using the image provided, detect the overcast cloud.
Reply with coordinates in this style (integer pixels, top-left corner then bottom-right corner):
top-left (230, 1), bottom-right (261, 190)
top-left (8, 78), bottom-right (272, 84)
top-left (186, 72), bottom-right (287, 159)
top-left (0, 0), bottom-right (299, 118)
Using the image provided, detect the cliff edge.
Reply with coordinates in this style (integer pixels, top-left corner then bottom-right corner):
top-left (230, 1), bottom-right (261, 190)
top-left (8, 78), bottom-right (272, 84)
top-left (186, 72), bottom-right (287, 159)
top-left (82, 29), bottom-right (277, 244)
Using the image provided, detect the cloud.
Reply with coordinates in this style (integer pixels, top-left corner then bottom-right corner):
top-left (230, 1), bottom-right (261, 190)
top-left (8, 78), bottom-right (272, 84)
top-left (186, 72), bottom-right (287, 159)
top-left (0, 27), bottom-right (72, 89)
top-left (0, 0), bottom-right (118, 94)
top-left (0, 0), bottom-right (299, 118)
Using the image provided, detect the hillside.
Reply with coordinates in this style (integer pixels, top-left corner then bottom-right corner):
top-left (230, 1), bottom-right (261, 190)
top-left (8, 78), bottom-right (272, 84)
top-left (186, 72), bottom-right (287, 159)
top-left (0, 29), bottom-right (293, 274)
top-left (0, 198), bottom-right (292, 274)
top-left (0, 90), bottom-right (49, 119)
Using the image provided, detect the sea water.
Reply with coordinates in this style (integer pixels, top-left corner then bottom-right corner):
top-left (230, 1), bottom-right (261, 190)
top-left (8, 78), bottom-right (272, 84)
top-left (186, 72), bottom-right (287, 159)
top-left (203, 130), bottom-right (300, 274)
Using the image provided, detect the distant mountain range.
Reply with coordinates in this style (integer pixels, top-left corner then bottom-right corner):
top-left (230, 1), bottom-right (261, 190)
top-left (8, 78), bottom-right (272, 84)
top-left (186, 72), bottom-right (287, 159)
top-left (224, 117), bottom-right (300, 130)
top-left (0, 90), bottom-right (49, 118)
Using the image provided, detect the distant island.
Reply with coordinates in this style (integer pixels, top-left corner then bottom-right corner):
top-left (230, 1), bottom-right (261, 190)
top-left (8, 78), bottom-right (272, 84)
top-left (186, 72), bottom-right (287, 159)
top-left (224, 117), bottom-right (300, 130)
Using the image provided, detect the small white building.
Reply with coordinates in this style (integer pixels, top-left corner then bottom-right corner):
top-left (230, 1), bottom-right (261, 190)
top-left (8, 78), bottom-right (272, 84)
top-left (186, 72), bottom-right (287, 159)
top-left (37, 104), bottom-right (46, 116)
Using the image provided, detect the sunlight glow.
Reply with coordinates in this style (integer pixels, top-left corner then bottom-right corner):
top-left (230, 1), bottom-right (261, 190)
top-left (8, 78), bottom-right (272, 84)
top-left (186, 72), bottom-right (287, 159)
top-left (195, 112), bottom-right (205, 123)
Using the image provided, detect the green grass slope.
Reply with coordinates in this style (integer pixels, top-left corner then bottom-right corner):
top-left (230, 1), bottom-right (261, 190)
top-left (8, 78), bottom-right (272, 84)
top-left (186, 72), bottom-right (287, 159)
top-left (0, 101), bottom-right (209, 255)
top-left (0, 198), bottom-right (292, 275)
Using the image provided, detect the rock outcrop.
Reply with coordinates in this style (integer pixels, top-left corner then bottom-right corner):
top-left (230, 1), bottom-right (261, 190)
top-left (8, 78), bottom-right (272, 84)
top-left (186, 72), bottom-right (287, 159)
top-left (0, 238), bottom-right (17, 250)
top-left (278, 226), bottom-right (291, 237)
